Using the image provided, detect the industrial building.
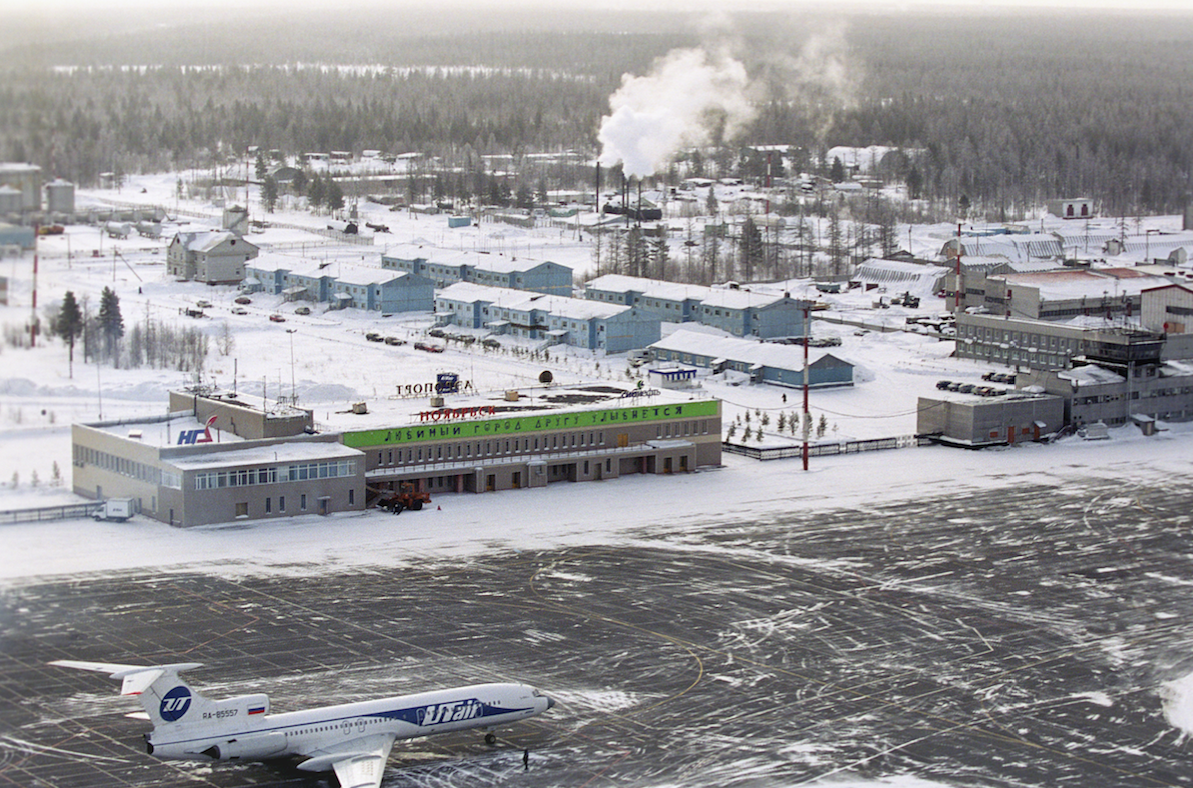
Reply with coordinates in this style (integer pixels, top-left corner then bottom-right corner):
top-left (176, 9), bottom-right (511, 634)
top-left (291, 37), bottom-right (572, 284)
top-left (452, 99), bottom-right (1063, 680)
top-left (953, 313), bottom-right (1173, 371)
top-left (956, 267), bottom-right (1172, 320)
top-left (1016, 353), bottom-right (1193, 428)
top-left (955, 279), bottom-right (1193, 372)
top-left (1141, 282), bottom-right (1193, 335)
top-left (167, 230), bottom-right (260, 284)
top-left (434, 282), bottom-right (661, 353)
top-left (0, 162), bottom-right (42, 213)
top-left (649, 329), bottom-right (854, 389)
top-left (71, 386), bottom-right (722, 527)
top-left (382, 244), bottom-right (573, 296)
top-left (916, 391), bottom-right (1065, 447)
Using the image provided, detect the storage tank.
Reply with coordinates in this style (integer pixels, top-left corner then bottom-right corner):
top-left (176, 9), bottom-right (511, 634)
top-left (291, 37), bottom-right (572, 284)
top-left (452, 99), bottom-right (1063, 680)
top-left (0, 185), bottom-right (21, 215)
top-left (45, 179), bottom-right (75, 214)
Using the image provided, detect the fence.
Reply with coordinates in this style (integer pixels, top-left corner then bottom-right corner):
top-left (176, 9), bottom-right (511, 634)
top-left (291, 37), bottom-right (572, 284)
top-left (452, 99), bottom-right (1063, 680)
top-left (722, 435), bottom-right (928, 461)
top-left (0, 502), bottom-right (104, 525)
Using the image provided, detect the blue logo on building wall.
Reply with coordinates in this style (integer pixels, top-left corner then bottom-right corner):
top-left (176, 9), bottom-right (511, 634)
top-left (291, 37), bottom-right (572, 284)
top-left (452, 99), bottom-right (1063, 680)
top-left (160, 686), bottom-right (192, 722)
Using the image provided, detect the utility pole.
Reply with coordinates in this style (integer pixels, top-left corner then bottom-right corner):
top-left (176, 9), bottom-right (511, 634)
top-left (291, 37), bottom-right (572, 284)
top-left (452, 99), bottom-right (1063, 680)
top-left (30, 221), bottom-right (39, 347)
top-left (802, 305), bottom-right (810, 471)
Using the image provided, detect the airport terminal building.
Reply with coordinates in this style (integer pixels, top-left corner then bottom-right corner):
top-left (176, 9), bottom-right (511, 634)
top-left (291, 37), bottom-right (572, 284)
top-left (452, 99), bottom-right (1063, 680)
top-left (71, 387), bottom-right (722, 527)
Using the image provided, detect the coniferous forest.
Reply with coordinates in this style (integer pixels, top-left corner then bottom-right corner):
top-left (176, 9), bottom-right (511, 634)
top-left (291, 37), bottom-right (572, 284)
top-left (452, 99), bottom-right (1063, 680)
top-left (2, 6), bottom-right (1192, 221)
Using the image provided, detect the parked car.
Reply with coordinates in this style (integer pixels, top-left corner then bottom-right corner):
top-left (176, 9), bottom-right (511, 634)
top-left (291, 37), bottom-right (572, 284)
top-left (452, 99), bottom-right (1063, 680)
top-left (365, 332), bottom-right (383, 342)
top-left (234, 296), bottom-right (252, 305)
top-left (936, 380), bottom-right (953, 390)
top-left (414, 341), bottom-right (444, 353)
top-left (195, 299), bottom-right (212, 309)
top-left (231, 306), bottom-right (248, 315)
top-left (269, 314), bottom-right (286, 323)
top-left (294, 306), bottom-right (311, 316)
top-left (384, 336), bottom-right (406, 346)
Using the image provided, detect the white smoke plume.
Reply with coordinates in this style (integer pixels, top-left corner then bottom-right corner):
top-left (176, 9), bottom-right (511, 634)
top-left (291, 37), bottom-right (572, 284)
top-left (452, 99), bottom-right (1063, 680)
top-left (597, 46), bottom-right (757, 179)
top-left (595, 19), bottom-right (861, 179)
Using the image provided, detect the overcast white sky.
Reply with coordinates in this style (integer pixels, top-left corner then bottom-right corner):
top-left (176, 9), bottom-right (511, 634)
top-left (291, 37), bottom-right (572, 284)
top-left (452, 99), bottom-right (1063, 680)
top-left (3, 0), bottom-right (1192, 12)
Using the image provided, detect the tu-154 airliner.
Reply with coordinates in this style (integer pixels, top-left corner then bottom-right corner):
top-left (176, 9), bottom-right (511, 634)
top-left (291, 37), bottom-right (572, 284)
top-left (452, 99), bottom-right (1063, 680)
top-left (51, 660), bottom-right (555, 788)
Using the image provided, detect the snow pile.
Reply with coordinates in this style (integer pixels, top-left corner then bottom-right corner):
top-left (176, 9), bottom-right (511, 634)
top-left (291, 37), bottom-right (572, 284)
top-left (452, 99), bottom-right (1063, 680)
top-left (1160, 672), bottom-right (1193, 740)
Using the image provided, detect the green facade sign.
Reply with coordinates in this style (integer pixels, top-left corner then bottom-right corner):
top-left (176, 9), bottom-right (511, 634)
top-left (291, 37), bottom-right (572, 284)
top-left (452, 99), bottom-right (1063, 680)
top-left (343, 399), bottom-right (719, 448)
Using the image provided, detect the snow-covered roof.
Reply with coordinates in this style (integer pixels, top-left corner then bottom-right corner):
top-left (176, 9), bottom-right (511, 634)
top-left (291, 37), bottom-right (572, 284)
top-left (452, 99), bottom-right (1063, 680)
top-left (854, 258), bottom-right (948, 292)
top-left (650, 329), bottom-right (845, 370)
top-left (439, 281), bottom-right (533, 306)
top-left (990, 268), bottom-right (1173, 300)
top-left (166, 440), bottom-right (362, 471)
top-left (586, 274), bottom-right (709, 302)
top-left (384, 244), bottom-right (559, 275)
top-left (698, 289), bottom-right (789, 310)
top-left (467, 254), bottom-right (557, 274)
top-left (439, 281), bottom-right (626, 319)
top-left (957, 233), bottom-right (1064, 262)
top-left (825, 145), bottom-right (898, 172)
top-left (1057, 365), bottom-right (1125, 386)
top-left (174, 229), bottom-right (240, 252)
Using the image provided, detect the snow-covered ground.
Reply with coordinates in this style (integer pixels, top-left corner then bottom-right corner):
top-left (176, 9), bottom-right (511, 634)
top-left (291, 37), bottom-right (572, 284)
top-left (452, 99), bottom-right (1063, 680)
top-left (5, 170), bottom-right (1193, 763)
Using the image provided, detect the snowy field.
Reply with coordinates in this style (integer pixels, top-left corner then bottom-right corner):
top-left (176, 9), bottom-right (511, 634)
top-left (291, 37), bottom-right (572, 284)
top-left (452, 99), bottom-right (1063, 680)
top-left (4, 172), bottom-right (1193, 786)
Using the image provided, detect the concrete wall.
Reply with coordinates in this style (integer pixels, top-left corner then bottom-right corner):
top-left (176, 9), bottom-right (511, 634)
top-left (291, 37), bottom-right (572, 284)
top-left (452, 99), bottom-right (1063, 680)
top-left (917, 394), bottom-right (1065, 446)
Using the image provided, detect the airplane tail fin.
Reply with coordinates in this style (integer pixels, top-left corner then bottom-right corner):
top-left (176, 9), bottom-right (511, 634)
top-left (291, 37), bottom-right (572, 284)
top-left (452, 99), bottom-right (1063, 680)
top-left (51, 660), bottom-right (215, 728)
top-left (52, 660), bottom-right (271, 730)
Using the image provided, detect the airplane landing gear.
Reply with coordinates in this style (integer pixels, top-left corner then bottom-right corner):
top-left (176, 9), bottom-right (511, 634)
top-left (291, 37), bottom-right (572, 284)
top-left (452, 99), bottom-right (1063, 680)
top-left (484, 732), bottom-right (497, 745)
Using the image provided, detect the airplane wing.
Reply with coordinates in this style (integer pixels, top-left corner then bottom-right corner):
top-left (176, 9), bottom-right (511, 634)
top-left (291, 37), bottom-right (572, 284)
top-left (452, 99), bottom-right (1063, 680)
top-left (295, 733), bottom-right (396, 788)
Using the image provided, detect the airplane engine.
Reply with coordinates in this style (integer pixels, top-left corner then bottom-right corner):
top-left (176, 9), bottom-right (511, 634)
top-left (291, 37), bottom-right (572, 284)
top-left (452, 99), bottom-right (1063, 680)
top-left (199, 731), bottom-right (287, 761)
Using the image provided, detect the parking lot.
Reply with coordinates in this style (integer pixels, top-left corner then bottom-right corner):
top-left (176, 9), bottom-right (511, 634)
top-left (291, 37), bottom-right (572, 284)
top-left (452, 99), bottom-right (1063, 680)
top-left (4, 476), bottom-right (1193, 787)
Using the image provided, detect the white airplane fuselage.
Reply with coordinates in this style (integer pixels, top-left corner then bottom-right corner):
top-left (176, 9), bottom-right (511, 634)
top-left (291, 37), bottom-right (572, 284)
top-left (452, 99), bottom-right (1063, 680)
top-left (147, 682), bottom-right (553, 763)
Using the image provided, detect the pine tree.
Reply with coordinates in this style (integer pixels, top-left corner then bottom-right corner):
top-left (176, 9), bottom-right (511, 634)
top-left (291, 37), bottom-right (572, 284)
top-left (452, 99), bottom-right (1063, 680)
top-left (254, 151), bottom-right (267, 181)
top-left (98, 286), bottom-right (124, 366)
top-left (326, 180), bottom-right (345, 212)
top-left (291, 169), bottom-right (308, 197)
top-left (262, 175), bottom-right (279, 213)
top-left (906, 165), bottom-right (923, 201)
top-left (830, 156), bottom-right (846, 183)
top-left (308, 173), bottom-right (325, 209)
top-left (740, 216), bottom-right (764, 282)
top-left (56, 290), bottom-right (83, 378)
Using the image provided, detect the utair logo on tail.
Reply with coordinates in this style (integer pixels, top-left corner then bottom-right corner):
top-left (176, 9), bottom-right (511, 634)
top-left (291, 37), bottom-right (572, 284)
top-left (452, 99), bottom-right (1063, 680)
top-left (419, 698), bottom-right (482, 726)
top-left (159, 686), bottom-right (192, 722)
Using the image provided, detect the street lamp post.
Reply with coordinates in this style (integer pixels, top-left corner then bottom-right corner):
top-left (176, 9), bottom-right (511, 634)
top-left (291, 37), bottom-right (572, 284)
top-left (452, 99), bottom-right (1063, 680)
top-left (286, 328), bottom-right (297, 403)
